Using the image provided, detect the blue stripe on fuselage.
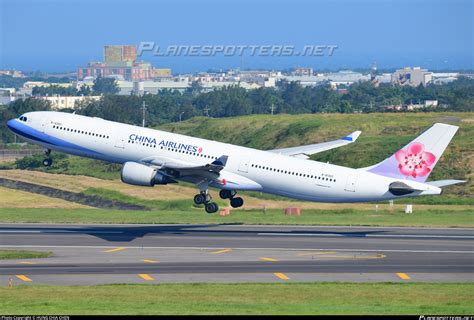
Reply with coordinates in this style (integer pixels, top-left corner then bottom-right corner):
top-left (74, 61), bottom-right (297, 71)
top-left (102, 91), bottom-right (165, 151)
top-left (7, 119), bottom-right (103, 157)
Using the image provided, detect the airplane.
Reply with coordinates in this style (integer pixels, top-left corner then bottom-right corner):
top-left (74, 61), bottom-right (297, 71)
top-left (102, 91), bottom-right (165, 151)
top-left (7, 111), bottom-right (464, 213)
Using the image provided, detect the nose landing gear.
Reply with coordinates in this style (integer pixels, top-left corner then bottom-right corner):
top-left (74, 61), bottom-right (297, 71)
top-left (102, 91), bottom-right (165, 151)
top-left (43, 149), bottom-right (52, 167)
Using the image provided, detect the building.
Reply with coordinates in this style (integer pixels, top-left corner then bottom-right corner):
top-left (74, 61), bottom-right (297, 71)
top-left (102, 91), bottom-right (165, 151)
top-left (391, 67), bottom-right (433, 87)
top-left (77, 61), bottom-right (154, 82)
top-left (0, 70), bottom-right (24, 78)
top-left (292, 67), bottom-right (313, 76)
top-left (104, 45), bottom-right (137, 63)
top-left (39, 96), bottom-right (101, 110)
top-left (152, 68), bottom-right (172, 78)
top-left (78, 45), bottom-right (170, 81)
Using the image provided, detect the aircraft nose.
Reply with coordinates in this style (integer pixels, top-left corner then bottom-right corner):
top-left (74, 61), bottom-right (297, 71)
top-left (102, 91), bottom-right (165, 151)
top-left (7, 119), bottom-right (15, 130)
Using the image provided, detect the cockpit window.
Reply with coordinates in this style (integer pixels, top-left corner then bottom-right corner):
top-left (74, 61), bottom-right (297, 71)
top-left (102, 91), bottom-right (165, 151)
top-left (19, 116), bottom-right (27, 122)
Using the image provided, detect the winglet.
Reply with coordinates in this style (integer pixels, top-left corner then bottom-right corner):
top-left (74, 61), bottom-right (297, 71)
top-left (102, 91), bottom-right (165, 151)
top-left (340, 130), bottom-right (362, 142)
top-left (211, 155), bottom-right (228, 167)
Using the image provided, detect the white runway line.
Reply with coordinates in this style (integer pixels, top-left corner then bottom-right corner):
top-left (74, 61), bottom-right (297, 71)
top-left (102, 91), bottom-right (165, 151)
top-left (0, 230), bottom-right (123, 234)
top-left (257, 233), bottom-right (474, 239)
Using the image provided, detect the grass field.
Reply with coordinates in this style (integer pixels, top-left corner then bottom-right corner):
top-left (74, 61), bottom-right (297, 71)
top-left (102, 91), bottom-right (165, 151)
top-left (0, 250), bottom-right (52, 260)
top-left (0, 186), bottom-right (88, 209)
top-left (0, 283), bottom-right (472, 315)
top-left (0, 207), bottom-right (472, 227)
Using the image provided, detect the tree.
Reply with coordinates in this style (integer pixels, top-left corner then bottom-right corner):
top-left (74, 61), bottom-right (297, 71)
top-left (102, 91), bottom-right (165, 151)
top-left (337, 100), bottom-right (352, 113)
top-left (78, 84), bottom-right (92, 96)
top-left (92, 77), bottom-right (119, 95)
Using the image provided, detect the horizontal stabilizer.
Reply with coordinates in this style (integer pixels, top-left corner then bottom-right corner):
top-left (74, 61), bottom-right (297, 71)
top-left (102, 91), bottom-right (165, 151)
top-left (426, 180), bottom-right (466, 187)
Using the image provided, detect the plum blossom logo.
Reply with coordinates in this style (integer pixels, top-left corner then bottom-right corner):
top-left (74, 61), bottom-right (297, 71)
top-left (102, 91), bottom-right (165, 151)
top-left (395, 142), bottom-right (436, 178)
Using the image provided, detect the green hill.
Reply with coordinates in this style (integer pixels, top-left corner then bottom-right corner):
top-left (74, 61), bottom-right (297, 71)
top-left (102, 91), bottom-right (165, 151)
top-left (160, 112), bottom-right (473, 198)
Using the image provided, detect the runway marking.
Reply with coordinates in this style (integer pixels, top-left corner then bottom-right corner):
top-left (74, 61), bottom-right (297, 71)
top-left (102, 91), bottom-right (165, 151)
top-left (138, 274), bottom-right (155, 281)
top-left (0, 230), bottom-right (122, 234)
top-left (210, 249), bottom-right (232, 254)
top-left (258, 233), bottom-right (474, 239)
top-left (103, 247), bottom-right (126, 253)
top-left (301, 253), bottom-right (386, 260)
top-left (1, 245), bottom-right (472, 254)
top-left (0, 231), bottom-right (41, 233)
top-left (16, 275), bottom-right (32, 282)
top-left (18, 261), bottom-right (37, 265)
top-left (396, 273), bottom-right (411, 280)
top-left (143, 260), bottom-right (159, 263)
top-left (274, 273), bottom-right (289, 280)
top-left (296, 251), bottom-right (337, 256)
top-left (260, 257), bottom-right (278, 262)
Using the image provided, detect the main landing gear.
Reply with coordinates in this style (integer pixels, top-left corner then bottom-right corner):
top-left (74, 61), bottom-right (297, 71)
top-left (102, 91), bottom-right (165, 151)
top-left (219, 190), bottom-right (244, 208)
top-left (42, 149), bottom-right (52, 167)
top-left (194, 192), bottom-right (219, 214)
top-left (193, 190), bottom-right (244, 214)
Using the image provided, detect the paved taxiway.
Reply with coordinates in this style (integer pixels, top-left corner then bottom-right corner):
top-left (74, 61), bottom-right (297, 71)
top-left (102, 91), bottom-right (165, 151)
top-left (0, 223), bottom-right (472, 285)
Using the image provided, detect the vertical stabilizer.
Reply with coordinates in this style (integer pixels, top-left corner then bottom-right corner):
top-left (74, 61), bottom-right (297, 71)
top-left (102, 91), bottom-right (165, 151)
top-left (367, 123), bottom-right (458, 182)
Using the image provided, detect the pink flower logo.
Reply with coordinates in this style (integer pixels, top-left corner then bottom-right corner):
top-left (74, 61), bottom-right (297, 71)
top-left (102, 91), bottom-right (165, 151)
top-left (395, 142), bottom-right (436, 178)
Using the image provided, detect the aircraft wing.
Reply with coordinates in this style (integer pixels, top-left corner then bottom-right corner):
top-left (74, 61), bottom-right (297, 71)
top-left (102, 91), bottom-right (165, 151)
top-left (268, 130), bottom-right (361, 159)
top-left (140, 155), bottom-right (229, 184)
top-left (160, 155), bottom-right (228, 176)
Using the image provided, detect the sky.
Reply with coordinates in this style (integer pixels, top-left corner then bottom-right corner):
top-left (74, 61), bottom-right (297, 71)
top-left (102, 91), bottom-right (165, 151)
top-left (0, 0), bottom-right (472, 73)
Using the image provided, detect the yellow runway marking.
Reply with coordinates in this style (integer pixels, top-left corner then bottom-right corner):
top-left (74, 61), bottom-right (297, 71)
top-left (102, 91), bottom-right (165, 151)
top-left (296, 251), bottom-right (337, 256)
top-left (142, 260), bottom-right (159, 263)
top-left (396, 273), bottom-right (411, 280)
top-left (18, 261), bottom-right (37, 265)
top-left (274, 273), bottom-right (289, 280)
top-left (16, 275), bottom-right (32, 282)
top-left (138, 274), bottom-right (155, 281)
top-left (260, 257), bottom-right (278, 262)
top-left (103, 247), bottom-right (126, 253)
top-left (210, 249), bottom-right (232, 254)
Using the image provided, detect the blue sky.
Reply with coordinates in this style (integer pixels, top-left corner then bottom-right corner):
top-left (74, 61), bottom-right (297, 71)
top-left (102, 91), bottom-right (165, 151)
top-left (0, 0), bottom-right (472, 72)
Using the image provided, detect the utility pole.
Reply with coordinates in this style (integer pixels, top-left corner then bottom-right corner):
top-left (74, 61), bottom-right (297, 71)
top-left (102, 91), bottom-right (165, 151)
top-left (141, 101), bottom-right (147, 127)
top-left (179, 111), bottom-right (184, 122)
top-left (269, 103), bottom-right (276, 115)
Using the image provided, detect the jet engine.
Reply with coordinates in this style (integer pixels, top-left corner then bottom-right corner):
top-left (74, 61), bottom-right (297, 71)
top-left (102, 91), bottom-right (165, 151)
top-left (120, 162), bottom-right (174, 186)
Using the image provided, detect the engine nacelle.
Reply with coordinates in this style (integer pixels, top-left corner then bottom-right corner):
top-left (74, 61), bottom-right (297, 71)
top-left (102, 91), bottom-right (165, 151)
top-left (121, 162), bottom-right (157, 187)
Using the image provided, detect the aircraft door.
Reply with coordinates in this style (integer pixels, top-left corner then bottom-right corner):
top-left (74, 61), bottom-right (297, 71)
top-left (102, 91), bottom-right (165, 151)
top-left (238, 159), bottom-right (249, 173)
top-left (344, 173), bottom-right (358, 192)
top-left (40, 117), bottom-right (49, 133)
top-left (114, 134), bottom-right (126, 149)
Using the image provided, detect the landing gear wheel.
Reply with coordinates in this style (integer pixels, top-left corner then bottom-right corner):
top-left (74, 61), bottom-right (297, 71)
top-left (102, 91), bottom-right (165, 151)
top-left (193, 194), bottom-right (207, 205)
top-left (219, 189), bottom-right (235, 199)
top-left (230, 197), bottom-right (244, 208)
top-left (205, 202), bottom-right (219, 214)
top-left (42, 158), bottom-right (52, 167)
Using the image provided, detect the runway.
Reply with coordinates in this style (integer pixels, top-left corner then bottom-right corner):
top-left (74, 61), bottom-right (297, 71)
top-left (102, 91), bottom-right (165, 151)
top-left (0, 223), bottom-right (473, 285)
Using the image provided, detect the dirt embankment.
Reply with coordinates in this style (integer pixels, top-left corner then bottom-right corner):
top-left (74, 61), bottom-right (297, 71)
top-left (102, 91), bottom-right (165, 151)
top-left (0, 177), bottom-right (147, 210)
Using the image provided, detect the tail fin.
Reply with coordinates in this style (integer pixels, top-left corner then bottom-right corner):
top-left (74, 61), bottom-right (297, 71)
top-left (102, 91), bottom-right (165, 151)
top-left (367, 123), bottom-right (459, 182)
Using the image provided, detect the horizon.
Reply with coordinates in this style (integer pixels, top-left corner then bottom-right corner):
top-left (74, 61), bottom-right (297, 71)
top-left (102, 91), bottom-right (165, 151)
top-left (1, 0), bottom-right (472, 73)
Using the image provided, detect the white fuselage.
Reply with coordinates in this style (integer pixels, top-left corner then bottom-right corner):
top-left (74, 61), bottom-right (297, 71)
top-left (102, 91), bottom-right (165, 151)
top-left (7, 111), bottom-right (441, 203)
